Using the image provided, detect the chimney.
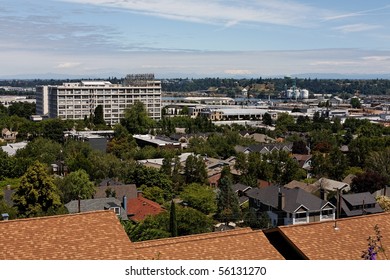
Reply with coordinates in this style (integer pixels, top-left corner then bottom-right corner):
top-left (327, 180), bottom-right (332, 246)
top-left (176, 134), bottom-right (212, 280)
top-left (320, 187), bottom-right (327, 200)
top-left (78, 196), bottom-right (81, 213)
top-left (137, 191), bottom-right (143, 198)
top-left (278, 187), bottom-right (285, 210)
top-left (123, 195), bottom-right (127, 213)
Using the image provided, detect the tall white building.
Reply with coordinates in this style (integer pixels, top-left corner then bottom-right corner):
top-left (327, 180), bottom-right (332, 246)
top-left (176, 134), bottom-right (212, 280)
top-left (35, 74), bottom-right (161, 125)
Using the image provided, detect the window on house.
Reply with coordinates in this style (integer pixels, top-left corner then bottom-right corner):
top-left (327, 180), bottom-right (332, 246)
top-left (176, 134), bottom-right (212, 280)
top-left (110, 207), bottom-right (120, 215)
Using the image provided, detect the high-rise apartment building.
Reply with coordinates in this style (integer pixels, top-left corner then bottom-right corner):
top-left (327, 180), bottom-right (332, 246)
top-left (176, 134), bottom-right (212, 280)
top-left (36, 74), bottom-right (161, 125)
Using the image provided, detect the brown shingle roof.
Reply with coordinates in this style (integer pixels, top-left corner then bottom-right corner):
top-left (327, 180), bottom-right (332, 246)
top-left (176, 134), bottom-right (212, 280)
top-left (0, 211), bottom-right (136, 260)
top-left (273, 212), bottom-right (390, 260)
top-left (134, 227), bottom-right (285, 260)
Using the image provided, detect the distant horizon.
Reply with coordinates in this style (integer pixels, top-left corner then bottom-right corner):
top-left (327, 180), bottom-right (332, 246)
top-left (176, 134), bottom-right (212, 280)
top-left (1, 72), bottom-right (390, 81)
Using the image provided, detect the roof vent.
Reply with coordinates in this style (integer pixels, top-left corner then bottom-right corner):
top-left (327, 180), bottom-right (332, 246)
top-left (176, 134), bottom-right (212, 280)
top-left (1, 213), bottom-right (9, 221)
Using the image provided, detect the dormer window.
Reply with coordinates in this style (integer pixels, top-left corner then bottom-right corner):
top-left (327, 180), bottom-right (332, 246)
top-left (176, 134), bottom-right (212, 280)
top-left (110, 207), bottom-right (120, 215)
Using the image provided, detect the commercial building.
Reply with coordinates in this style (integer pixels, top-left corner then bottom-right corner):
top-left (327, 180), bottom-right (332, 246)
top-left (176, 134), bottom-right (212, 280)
top-left (35, 74), bottom-right (161, 125)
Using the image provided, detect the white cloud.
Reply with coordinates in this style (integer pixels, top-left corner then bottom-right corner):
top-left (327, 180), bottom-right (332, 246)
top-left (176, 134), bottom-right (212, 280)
top-left (310, 60), bottom-right (358, 66)
top-left (62, 0), bottom-right (325, 28)
top-left (323, 5), bottom-right (390, 21)
top-left (224, 69), bottom-right (252, 75)
top-left (362, 56), bottom-right (390, 61)
top-left (56, 62), bottom-right (82, 68)
top-left (333, 24), bottom-right (382, 33)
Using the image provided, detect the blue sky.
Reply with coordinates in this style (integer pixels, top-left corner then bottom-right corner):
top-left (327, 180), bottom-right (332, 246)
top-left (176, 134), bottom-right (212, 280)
top-left (1, 0), bottom-right (390, 78)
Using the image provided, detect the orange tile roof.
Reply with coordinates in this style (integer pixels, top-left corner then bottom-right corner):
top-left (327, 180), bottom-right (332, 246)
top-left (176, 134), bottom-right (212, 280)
top-left (274, 212), bottom-right (390, 260)
top-left (0, 211), bottom-right (137, 260)
top-left (134, 227), bottom-right (285, 260)
top-left (126, 196), bottom-right (164, 222)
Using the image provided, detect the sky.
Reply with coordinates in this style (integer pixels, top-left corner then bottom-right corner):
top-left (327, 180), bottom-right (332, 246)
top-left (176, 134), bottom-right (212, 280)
top-left (1, 0), bottom-right (390, 79)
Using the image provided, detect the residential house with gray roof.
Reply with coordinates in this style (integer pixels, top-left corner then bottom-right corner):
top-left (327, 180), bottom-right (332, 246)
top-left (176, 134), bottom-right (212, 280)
top-left (231, 183), bottom-right (252, 206)
top-left (246, 185), bottom-right (335, 227)
top-left (337, 192), bottom-right (383, 218)
top-left (234, 143), bottom-right (292, 155)
top-left (65, 197), bottom-right (128, 220)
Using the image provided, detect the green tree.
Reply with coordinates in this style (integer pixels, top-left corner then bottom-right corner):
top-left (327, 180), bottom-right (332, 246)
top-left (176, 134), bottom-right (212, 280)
top-left (93, 105), bottom-right (106, 126)
top-left (56, 169), bottom-right (96, 203)
top-left (128, 205), bottom-right (213, 241)
top-left (275, 112), bottom-right (295, 133)
top-left (184, 154), bottom-right (207, 184)
top-left (216, 175), bottom-right (241, 223)
top-left (169, 200), bottom-right (178, 237)
top-left (365, 147), bottom-right (390, 183)
top-left (42, 118), bottom-right (66, 143)
top-left (15, 137), bottom-right (62, 165)
top-left (12, 161), bottom-right (63, 217)
top-left (180, 183), bottom-right (217, 215)
top-left (262, 112), bottom-right (273, 126)
top-left (140, 185), bottom-right (165, 204)
top-left (350, 97), bottom-right (362, 109)
top-left (351, 170), bottom-right (387, 193)
top-left (8, 102), bottom-right (36, 119)
top-left (243, 208), bottom-right (271, 229)
top-left (120, 101), bottom-right (155, 134)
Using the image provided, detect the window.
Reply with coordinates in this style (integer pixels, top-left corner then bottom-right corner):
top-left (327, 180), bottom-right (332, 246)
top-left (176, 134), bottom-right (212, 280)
top-left (110, 207), bottom-right (120, 215)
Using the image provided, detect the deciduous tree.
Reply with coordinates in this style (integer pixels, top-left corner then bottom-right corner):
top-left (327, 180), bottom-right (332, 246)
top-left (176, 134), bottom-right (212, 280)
top-left (12, 161), bottom-right (63, 217)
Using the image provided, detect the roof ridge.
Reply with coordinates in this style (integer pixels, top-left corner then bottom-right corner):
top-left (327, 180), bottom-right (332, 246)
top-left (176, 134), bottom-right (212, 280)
top-left (0, 210), bottom-right (113, 224)
top-left (134, 227), bottom-right (254, 248)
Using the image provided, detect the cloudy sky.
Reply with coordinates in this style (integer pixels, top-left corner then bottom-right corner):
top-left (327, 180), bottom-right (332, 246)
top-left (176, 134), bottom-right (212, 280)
top-left (2, 0), bottom-right (390, 78)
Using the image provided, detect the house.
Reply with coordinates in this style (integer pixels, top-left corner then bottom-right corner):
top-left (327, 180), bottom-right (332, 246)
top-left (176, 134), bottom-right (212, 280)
top-left (204, 156), bottom-right (234, 187)
top-left (249, 133), bottom-right (276, 143)
top-left (231, 183), bottom-right (252, 205)
top-left (137, 152), bottom-right (193, 170)
top-left (291, 154), bottom-right (312, 171)
top-left (126, 193), bottom-right (164, 222)
top-left (1, 128), bottom-right (18, 142)
top-left (342, 174), bottom-right (356, 185)
top-left (134, 227), bottom-right (285, 260)
top-left (264, 212), bottom-right (390, 259)
top-left (133, 134), bottom-right (181, 150)
top-left (337, 192), bottom-right (383, 218)
top-left (284, 180), bottom-right (318, 194)
top-left (234, 143), bottom-right (293, 155)
top-left (0, 211), bottom-right (136, 259)
top-left (94, 179), bottom-right (138, 200)
top-left (246, 185), bottom-right (335, 226)
top-left (65, 197), bottom-right (128, 220)
top-left (1, 141), bottom-right (28, 156)
top-left (312, 177), bottom-right (350, 193)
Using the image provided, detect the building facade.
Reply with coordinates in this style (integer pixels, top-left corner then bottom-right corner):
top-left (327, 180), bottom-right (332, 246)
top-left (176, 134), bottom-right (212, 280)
top-left (36, 74), bottom-right (161, 125)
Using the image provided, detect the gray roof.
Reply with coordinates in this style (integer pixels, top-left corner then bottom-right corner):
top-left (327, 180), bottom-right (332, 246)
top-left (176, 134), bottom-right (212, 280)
top-left (65, 197), bottom-right (128, 220)
top-left (94, 184), bottom-right (138, 200)
top-left (247, 143), bottom-right (293, 154)
top-left (341, 192), bottom-right (383, 217)
top-left (231, 183), bottom-right (251, 193)
top-left (246, 185), bottom-right (334, 213)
